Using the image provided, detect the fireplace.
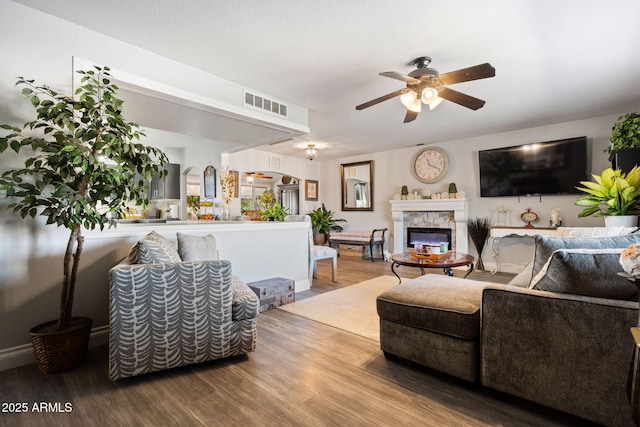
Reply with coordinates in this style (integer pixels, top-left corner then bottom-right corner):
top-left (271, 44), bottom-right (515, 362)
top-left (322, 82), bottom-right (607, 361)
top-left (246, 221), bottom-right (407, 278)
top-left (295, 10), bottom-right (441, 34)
top-left (407, 227), bottom-right (452, 248)
top-left (390, 198), bottom-right (469, 255)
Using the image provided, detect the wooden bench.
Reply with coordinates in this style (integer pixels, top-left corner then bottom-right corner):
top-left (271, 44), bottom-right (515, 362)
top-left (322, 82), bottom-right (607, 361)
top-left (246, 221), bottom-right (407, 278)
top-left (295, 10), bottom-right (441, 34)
top-left (329, 228), bottom-right (387, 262)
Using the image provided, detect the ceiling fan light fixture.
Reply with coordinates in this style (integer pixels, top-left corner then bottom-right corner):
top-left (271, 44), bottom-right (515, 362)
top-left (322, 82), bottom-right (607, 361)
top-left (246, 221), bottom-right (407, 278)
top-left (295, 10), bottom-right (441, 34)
top-left (305, 144), bottom-right (318, 161)
top-left (407, 98), bottom-right (421, 112)
top-left (428, 96), bottom-right (444, 110)
top-left (400, 90), bottom-right (418, 108)
top-left (421, 87), bottom-right (438, 104)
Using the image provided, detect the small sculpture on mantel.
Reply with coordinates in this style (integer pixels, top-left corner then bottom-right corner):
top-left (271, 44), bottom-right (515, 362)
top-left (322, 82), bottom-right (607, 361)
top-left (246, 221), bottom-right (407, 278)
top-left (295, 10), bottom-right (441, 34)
top-left (448, 183), bottom-right (458, 196)
top-left (401, 185), bottom-right (409, 200)
top-left (550, 208), bottom-right (562, 227)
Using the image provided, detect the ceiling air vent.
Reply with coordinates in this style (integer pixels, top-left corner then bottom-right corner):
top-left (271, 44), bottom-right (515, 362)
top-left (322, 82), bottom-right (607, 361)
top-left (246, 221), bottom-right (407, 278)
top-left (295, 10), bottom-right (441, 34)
top-left (244, 90), bottom-right (288, 118)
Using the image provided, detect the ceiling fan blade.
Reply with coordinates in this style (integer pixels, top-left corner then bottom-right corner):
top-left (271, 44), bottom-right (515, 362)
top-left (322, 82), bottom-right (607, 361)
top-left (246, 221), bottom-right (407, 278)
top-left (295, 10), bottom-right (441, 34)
top-left (438, 87), bottom-right (486, 110)
top-left (380, 71), bottom-right (420, 85)
top-left (404, 109), bottom-right (418, 123)
top-left (355, 89), bottom-right (405, 110)
top-left (438, 63), bottom-right (495, 85)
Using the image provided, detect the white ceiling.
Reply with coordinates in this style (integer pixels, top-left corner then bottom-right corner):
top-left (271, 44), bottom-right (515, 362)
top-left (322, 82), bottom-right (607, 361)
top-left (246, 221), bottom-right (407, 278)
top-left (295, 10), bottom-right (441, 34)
top-left (12, 0), bottom-right (640, 160)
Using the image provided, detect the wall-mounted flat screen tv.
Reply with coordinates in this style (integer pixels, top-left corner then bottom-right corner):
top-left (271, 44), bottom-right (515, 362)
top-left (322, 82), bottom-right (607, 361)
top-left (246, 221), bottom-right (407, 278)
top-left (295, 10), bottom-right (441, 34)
top-left (479, 136), bottom-right (589, 197)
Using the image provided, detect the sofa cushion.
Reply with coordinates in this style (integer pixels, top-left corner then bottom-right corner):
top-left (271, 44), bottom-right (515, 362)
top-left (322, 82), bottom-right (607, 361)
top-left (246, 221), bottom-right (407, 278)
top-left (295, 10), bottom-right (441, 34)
top-left (529, 248), bottom-right (637, 300)
top-left (377, 275), bottom-right (492, 340)
top-left (531, 234), bottom-right (640, 280)
top-left (555, 226), bottom-right (637, 238)
top-left (129, 231), bottom-right (181, 264)
top-left (177, 232), bottom-right (219, 261)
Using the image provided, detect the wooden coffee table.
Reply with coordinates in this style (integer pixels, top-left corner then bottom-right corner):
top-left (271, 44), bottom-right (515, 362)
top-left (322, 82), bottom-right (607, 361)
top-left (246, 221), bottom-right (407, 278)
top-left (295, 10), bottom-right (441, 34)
top-left (391, 252), bottom-right (475, 283)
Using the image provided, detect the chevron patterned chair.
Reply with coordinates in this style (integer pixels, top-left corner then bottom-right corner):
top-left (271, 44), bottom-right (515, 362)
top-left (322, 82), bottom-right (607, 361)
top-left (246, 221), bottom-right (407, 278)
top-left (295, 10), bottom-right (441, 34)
top-left (108, 231), bottom-right (259, 380)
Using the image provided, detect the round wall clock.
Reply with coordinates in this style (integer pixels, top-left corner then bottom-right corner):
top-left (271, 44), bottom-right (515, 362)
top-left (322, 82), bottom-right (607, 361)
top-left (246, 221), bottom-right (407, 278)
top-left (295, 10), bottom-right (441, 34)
top-left (413, 147), bottom-right (449, 183)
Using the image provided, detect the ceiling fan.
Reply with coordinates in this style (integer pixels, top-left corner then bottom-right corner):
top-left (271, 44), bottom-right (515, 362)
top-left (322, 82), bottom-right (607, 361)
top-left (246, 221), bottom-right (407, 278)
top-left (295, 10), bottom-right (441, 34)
top-left (246, 172), bottom-right (273, 179)
top-left (355, 56), bottom-right (495, 123)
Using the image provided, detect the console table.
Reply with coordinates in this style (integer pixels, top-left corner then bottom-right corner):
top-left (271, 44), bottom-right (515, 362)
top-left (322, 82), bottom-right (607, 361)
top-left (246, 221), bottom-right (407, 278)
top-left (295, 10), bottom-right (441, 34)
top-left (488, 226), bottom-right (557, 273)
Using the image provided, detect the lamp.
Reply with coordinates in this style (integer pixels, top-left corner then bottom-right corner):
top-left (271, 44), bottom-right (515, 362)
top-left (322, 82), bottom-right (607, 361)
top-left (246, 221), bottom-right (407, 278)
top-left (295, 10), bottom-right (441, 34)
top-left (305, 144), bottom-right (318, 161)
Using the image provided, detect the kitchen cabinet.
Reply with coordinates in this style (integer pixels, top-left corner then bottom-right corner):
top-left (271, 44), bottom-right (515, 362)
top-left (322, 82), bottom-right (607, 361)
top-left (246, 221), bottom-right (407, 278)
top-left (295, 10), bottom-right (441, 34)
top-left (150, 163), bottom-right (181, 200)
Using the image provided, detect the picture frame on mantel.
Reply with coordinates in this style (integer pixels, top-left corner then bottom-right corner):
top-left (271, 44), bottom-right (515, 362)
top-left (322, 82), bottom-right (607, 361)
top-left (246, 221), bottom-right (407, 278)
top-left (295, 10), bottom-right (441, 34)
top-left (305, 180), bottom-right (318, 201)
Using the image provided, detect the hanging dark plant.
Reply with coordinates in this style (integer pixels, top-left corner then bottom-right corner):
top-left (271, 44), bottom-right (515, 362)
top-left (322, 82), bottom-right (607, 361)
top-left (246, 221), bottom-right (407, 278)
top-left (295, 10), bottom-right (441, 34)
top-left (468, 217), bottom-right (491, 270)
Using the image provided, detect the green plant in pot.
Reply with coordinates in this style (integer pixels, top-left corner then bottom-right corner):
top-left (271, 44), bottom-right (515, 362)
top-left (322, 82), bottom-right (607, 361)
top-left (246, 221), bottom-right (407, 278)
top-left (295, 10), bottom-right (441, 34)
top-left (608, 112), bottom-right (640, 173)
top-left (575, 166), bottom-right (640, 227)
top-left (0, 66), bottom-right (168, 373)
top-left (257, 189), bottom-right (275, 210)
top-left (308, 203), bottom-right (346, 245)
top-left (260, 202), bottom-right (288, 221)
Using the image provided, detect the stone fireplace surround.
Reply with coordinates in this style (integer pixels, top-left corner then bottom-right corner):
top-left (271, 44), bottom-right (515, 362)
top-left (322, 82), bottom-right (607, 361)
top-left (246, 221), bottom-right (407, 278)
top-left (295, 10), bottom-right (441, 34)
top-left (390, 199), bottom-right (469, 255)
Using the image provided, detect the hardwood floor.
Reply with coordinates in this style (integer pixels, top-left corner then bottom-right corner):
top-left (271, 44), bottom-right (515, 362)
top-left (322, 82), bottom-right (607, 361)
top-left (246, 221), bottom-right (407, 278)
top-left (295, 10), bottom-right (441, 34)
top-left (0, 256), bottom-right (596, 426)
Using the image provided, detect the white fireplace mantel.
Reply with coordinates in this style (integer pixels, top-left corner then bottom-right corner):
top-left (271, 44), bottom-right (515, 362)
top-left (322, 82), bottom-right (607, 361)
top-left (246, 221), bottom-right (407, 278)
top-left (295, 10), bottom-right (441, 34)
top-left (390, 198), bottom-right (469, 254)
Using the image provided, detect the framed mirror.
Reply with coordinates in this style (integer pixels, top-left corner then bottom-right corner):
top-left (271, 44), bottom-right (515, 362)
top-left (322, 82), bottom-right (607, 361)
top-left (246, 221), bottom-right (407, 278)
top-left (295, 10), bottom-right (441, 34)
top-left (341, 160), bottom-right (373, 211)
top-left (204, 165), bottom-right (216, 198)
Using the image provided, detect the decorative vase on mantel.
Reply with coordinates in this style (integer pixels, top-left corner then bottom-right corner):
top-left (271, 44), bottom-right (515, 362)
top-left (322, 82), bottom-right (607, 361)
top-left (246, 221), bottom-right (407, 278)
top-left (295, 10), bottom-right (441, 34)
top-left (604, 215), bottom-right (639, 228)
top-left (221, 203), bottom-right (231, 221)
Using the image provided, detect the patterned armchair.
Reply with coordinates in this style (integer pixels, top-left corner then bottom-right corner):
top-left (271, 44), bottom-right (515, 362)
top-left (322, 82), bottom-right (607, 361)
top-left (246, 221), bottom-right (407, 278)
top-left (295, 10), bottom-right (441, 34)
top-left (108, 232), bottom-right (259, 380)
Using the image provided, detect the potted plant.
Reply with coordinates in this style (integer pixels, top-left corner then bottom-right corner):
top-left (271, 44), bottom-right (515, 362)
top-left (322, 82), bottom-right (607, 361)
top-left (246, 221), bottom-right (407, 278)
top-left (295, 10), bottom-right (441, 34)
top-left (260, 202), bottom-right (288, 221)
top-left (467, 217), bottom-right (491, 270)
top-left (608, 112), bottom-right (640, 173)
top-left (575, 166), bottom-right (640, 227)
top-left (0, 66), bottom-right (168, 373)
top-left (308, 203), bottom-right (346, 245)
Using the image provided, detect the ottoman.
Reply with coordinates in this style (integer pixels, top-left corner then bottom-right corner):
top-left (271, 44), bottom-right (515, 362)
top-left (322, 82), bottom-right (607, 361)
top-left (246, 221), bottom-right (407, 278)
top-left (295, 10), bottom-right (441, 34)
top-left (247, 277), bottom-right (295, 312)
top-left (376, 274), bottom-right (492, 382)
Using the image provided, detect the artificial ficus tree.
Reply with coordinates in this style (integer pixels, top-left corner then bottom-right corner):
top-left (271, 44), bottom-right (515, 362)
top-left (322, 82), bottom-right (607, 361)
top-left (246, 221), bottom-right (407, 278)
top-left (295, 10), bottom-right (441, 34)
top-left (0, 66), bottom-right (168, 331)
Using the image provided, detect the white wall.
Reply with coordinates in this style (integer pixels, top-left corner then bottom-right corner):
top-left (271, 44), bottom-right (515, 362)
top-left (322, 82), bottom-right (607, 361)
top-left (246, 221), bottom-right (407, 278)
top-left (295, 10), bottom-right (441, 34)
top-left (319, 113), bottom-right (640, 261)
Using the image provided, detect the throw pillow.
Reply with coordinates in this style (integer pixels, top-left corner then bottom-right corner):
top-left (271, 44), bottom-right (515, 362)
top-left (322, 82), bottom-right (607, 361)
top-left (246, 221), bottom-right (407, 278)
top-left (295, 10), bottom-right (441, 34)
top-left (177, 232), bottom-right (219, 261)
top-left (130, 231), bottom-right (181, 264)
top-left (507, 260), bottom-right (533, 288)
top-left (531, 234), bottom-right (640, 280)
top-left (529, 248), bottom-right (637, 300)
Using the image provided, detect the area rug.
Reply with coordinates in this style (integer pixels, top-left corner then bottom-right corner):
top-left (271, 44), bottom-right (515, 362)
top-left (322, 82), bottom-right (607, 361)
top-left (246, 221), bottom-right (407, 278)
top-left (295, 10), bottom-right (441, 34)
top-left (278, 275), bottom-right (401, 341)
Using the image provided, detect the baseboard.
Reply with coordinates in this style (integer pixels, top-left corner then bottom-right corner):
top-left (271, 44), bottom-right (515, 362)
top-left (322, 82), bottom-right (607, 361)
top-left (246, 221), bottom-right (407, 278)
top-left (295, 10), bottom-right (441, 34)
top-left (0, 325), bottom-right (109, 372)
top-left (295, 278), bottom-right (311, 293)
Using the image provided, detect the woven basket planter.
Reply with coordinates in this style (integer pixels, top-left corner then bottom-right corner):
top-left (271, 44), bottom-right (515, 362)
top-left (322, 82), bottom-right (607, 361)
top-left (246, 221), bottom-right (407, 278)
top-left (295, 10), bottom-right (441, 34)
top-left (29, 317), bottom-right (92, 374)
